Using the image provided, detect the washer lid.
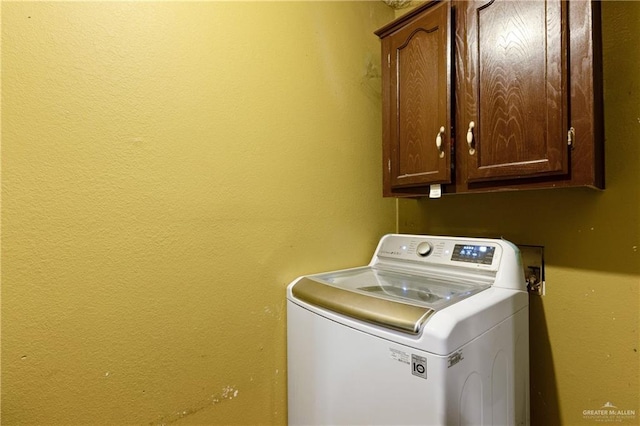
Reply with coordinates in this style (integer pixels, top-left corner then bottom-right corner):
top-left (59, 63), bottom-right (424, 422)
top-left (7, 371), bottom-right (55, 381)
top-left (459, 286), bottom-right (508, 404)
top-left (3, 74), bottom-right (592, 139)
top-left (291, 267), bottom-right (490, 335)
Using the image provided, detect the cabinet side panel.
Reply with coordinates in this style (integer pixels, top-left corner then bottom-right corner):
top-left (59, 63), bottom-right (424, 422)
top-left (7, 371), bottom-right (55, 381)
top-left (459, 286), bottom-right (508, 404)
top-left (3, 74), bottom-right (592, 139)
top-left (381, 39), bottom-right (394, 196)
top-left (568, 0), bottom-right (604, 188)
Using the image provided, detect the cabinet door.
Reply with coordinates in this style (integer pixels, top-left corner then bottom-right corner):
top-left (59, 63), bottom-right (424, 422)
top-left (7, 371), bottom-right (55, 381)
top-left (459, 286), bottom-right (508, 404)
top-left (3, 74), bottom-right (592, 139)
top-left (385, 1), bottom-right (452, 189)
top-left (459, 0), bottom-right (568, 183)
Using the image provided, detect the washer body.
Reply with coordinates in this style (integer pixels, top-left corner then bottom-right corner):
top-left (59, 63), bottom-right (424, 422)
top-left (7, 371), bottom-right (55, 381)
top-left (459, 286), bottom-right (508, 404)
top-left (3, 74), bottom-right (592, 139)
top-left (287, 234), bottom-right (530, 426)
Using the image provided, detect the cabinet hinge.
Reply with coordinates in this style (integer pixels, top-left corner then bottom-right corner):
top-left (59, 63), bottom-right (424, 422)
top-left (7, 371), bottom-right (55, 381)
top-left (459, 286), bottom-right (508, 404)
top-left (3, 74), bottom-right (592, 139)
top-left (568, 127), bottom-right (575, 147)
top-left (387, 53), bottom-right (390, 67)
top-left (388, 159), bottom-right (391, 173)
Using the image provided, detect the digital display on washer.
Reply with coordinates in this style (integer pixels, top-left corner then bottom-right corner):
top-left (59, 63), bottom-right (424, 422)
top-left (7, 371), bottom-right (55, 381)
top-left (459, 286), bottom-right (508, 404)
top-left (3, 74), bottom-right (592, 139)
top-left (451, 244), bottom-right (495, 265)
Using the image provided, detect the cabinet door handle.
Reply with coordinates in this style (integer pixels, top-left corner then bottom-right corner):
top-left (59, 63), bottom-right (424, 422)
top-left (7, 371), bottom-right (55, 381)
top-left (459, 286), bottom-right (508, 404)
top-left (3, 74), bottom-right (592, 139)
top-left (466, 121), bottom-right (476, 155)
top-left (435, 126), bottom-right (445, 158)
top-left (568, 127), bottom-right (575, 147)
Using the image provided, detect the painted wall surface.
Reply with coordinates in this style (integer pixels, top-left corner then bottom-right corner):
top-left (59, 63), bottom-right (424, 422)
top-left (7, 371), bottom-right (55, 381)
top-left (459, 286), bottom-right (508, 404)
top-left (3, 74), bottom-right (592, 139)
top-left (398, 2), bottom-right (640, 425)
top-left (1, 2), bottom-right (395, 424)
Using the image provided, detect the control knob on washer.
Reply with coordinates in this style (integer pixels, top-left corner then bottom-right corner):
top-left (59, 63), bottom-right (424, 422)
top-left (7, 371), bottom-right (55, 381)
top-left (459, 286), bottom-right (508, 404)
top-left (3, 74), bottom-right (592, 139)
top-left (416, 242), bottom-right (433, 257)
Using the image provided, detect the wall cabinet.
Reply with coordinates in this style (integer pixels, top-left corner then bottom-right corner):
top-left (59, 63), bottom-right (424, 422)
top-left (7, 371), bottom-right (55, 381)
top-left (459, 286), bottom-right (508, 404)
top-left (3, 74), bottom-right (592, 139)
top-left (381, 1), bottom-right (452, 189)
top-left (375, 0), bottom-right (603, 197)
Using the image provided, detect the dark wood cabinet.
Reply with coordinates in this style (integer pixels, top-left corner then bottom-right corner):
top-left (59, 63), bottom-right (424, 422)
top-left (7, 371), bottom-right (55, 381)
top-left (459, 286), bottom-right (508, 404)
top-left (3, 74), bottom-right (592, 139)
top-left (459, 0), bottom-right (568, 182)
top-left (379, 1), bottom-right (452, 192)
top-left (376, 0), bottom-right (603, 197)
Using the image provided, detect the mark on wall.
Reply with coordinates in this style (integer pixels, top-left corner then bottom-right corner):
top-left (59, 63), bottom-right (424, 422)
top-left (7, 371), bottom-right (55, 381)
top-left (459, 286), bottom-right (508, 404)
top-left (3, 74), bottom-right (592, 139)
top-left (262, 300), bottom-right (285, 321)
top-left (360, 54), bottom-right (382, 102)
top-left (382, 0), bottom-right (415, 10)
top-left (150, 385), bottom-right (239, 425)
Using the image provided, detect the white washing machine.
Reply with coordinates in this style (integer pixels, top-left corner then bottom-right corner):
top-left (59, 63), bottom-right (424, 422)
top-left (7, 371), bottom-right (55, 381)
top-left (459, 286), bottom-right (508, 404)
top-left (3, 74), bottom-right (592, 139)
top-left (287, 234), bottom-right (529, 426)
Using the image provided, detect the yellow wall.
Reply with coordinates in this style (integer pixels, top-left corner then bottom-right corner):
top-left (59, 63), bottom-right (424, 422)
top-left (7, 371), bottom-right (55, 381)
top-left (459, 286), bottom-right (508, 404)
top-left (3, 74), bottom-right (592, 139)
top-left (1, 2), bottom-right (395, 424)
top-left (3, 1), bottom-right (637, 425)
top-left (398, 2), bottom-right (640, 425)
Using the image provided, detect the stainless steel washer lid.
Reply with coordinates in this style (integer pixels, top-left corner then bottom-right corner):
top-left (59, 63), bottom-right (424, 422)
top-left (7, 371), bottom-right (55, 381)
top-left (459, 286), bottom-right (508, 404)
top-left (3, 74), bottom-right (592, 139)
top-left (291, 266), bottom-right (490, 335)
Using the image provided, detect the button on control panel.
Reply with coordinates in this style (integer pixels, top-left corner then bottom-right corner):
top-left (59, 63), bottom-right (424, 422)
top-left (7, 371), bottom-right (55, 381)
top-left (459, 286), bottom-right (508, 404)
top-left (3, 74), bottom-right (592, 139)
top-left (416, 242), bottom-right (432, 257)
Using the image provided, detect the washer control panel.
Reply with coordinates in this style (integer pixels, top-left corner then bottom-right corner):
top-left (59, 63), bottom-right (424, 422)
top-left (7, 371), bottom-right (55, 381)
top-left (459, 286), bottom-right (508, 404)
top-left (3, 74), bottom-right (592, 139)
top-left (375, 234), bottom-right (502, 270)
